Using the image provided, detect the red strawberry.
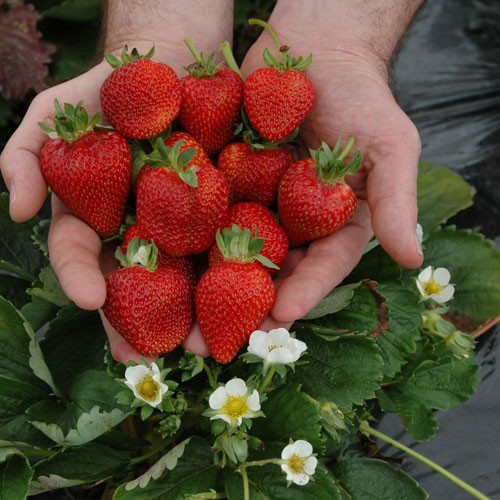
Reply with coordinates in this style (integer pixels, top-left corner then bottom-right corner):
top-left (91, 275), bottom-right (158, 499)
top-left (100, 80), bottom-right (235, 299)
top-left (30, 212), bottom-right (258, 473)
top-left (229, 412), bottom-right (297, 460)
top-left (217, 141), bottom-right (293, 206)
top-left (196, 226), bottom-right (276, 364)
top-left (120, 223), bottom-right (197, 288)
top-left (102, 239), bottom-right (194, 356)
top-left (278, 138), bottom-right (362, 248)
top-left (178, 39), bottom-right (243, 154)
top-left (100, 46), bottom-right (181, 139)
top-left (209, 202), bottom-right (288, 276)
top-left (39, 100), bottom-right (131, 238)
top-left (135, 138), bottom-right (229, 256)
top-left (243, 19), bottom-right (314, 143)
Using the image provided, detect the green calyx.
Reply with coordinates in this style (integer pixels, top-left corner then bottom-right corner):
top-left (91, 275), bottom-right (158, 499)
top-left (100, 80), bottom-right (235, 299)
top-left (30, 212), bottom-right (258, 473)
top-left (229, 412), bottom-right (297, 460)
top-left (104, 45), bottom-right (155, 69)
top-left (248, 18), bottom-right (312, 72)
top-left (183, 38), bottom-right (222, 78)
top-left (115, 238), bottom-right (158, 271)
top-left (235, 107), bottom-right (299, 150)
top-left (216, 224), bottom-right (279, 270)
top-left (310, 138), bottom-right (362, 184)
top-left (146, 138), bottom-right (199, 188)
top-left (38, 99), bottom-right (101, 142)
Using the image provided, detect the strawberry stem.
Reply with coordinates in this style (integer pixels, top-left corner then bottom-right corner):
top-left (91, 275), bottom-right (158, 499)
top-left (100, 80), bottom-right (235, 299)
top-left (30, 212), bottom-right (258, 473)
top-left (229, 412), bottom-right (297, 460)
top-left (219, 41), bottom-right (244, 79)
top-left (183, 38), bottom-right (221, 77)
top-left (116, 238), bottom-right (158, 271)
top-left (248, 18), bottom-right (282, 52)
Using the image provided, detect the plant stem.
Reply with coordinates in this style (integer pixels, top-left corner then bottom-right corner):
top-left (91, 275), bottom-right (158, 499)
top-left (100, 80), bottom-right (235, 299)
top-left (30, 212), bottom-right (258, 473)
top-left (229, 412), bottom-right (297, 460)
top-left (338, 137), bottom-right (355, 161)
top-left (248, 18), bottom-right (281, 51)
top-left (240, 464), bottom-right (250, 500)
top-left (239, 458), bottom-right (282, 500)
top-left (360, 421), bottom-right (490, 500)
top-left (219, 41), bottom-right (243, 79)
top-left (183, 38), bottom-right (201, 63)
top-left (203, 362), bottom-right (218, 390)
top-left (259, 365), bottom-right (277, 393)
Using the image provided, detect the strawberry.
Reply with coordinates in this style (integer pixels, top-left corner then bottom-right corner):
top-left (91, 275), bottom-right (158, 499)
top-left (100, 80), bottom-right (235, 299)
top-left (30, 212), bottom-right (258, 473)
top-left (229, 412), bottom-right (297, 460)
top-left (39, 100), bottom-right (131, 238)
top-left (217, 141), bottom-right (293, 206)
top-left (243, 19), bottom-right (314, 143)
top-left (177, 39), bottom-right (243, 155)
top-left (102, 239), bottom-right (194, 356)
top-left (120, 223), bottom-right (197, 288)
top-left (196, 226), bottom-right (277, 364)
top-left (135, 138), bottom-right (229, 256)
top-left (278, 138), bottom-right (362, 248)
top-left (100, 46), bottom-right (181, 139)
top-left (208, 202), bottom-right (288, 276)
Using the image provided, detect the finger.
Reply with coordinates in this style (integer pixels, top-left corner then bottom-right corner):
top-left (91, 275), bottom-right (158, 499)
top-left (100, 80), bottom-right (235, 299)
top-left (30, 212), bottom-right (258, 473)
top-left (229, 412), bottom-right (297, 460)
top-left (0, 104), bottom-right (51, 221)
top-left (99, 310), bottom-right (158, 365)
top-left (270, 202), bottom-right (373, 323)
top-left (367, 123), bottom-right (424, 269)
top-left (182, 323), bottom-right (211, 358)
top-left (48, 195), bottom-right (107, 310)
top-left (259, 316), bottom-right (293, 333)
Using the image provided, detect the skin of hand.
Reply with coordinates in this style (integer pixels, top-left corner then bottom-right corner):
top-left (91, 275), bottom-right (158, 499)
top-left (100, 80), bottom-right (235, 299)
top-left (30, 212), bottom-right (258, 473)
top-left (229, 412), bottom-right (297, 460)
top-left (242, 0), bottom-right (425, 333)
top-left (0, 0), bottom-right (233, 363)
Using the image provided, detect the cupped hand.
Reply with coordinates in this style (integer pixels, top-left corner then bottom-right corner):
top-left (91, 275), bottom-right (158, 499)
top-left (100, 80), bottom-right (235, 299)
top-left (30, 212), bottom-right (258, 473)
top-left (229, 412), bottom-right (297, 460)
top-left (0, 57), bottom-right (211, 364)
top-left (242, 25), bottom-right (424, 331)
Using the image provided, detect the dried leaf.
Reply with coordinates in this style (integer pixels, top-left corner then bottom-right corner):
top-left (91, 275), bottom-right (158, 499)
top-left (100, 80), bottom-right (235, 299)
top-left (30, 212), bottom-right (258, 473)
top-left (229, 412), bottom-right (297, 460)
top-left (0, 0), bottom-right (55, 100)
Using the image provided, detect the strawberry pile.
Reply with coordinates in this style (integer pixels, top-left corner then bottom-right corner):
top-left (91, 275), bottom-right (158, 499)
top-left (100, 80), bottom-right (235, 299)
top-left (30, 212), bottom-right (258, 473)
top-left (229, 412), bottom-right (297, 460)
top-left (38, 20), bottom-right (362, 364)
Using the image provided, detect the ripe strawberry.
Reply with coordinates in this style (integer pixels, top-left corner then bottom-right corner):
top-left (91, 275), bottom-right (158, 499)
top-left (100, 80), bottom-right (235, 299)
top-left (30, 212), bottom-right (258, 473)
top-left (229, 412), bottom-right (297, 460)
top-left (102, 239), bottom-right (194, 356)
top-left (100, 46), bottom-right (181, 139)
top-left (243, 19), bottom-right (314, 143)
top-left (39, 100), bottom-right (131, 238)
top-left (217, 141), bottom-right (293, 206)
top-left (178, 39), bottom-right (243, 155)
top-left (278, 138), bottom-right (362, 248)
top-left (135, 138), bottom-right (229, 256)
top-left (196, 226), bottom-right (277, 364)
top-left (120, 223), bottom-right (197, 288)
top-left (209, 202), bottom-right (288, 276)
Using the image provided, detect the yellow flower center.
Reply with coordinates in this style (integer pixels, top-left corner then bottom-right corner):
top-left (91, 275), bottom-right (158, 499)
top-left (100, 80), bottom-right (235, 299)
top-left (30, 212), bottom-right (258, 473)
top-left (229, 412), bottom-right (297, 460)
top-left (423, 279), bottom-right (442, 296)
top-left (268, 344), bottom-right (279, 352)
top-left (223, 395), bottom-right (249, 418)
top-left (136, 376), bottom-right (160, 402)
top-left (287, 454), bottom-right (305, 474)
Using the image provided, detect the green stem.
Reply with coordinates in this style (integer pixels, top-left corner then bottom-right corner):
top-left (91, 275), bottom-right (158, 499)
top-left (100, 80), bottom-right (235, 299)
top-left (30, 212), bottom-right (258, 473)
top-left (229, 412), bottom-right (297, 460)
top-left (259, 365), bottom-right (277, 393)
top-left (360, 421), bottom-right (490, 500)
top-left (204, 362), bottom-right (218, 390)
top-left (338, 137), bottom-right (355, 161)
top-left (249, 18), bottom-right (281, 51)
top-left (219, 41), bottom-right (243, 79)
top-left (183, 38), bottom-right (201, 64)
top-left (243, 458), bottom-right (282, 468)
top-left (240, 465), bottom-right (250, 500)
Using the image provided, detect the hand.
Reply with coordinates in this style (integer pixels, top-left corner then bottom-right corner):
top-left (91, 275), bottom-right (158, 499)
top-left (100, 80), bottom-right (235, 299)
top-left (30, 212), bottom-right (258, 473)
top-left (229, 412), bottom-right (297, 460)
top-left (242, 7), bottom-right (424, 331)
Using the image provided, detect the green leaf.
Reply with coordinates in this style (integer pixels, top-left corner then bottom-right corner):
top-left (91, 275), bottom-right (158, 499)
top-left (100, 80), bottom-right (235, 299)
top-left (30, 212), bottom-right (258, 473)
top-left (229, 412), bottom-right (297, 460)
top-left (32, 441), bottom-right (129, 493)
top-left (21, 296), bottom-right (59, 333)
top-left (0, 273), bottom-right (30, 309)
top-left (30, 406), bottom-right (126, 447)
top-left (124, 438), bottom-right (190, 490)
top-left (0, 449), bottom-right (33, 500)
top-left (291, 333), bottom-right (384, 408)
top-left (374, 283), bottom-right (425, 379)
top-left (113, 437), bottom-right (219, 499)
top-left (40, 306), bottom-right (108, 393)
top-left (332, 457), bottom-right (427, 499)
top-left (417, 161), bottom-right (475, 233)
top-left (0, 193), bottom-right (47, 280)
top-left (225, 462), bottom-right (342, 500)
top-left (302, 283), bottom-right (360, 320)
top-left (251, 384), bottom-right (322, 449)
top-left (412, 226), bottom-right (500, 324)
top-left (377, 342), bottom-right (479, 441)
top-left (29, 266), bottom-right (70, 307)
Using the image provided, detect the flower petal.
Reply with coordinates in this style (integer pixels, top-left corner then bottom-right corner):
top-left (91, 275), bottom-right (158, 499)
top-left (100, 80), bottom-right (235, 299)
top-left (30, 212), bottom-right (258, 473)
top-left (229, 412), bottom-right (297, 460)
top-left (246, 390), bottom-right (261, 412)
top-left (225, 378), bottom-right (247, 396)
top-left (303, 456), bottom-right (318, 475)
top-left (291, 472), bottom-right (310, 485)
top-left (208, 387), bottom-right (227, 410)
top-left (124, 364), bottom-right (150, 384)
top-left (268, 328), bottom-right (291, 345)
top-left (293, 440), bottom-right (313, 457)
top-left (281, 443), bottom-right (295, 460)
top-left (433, 267), bottom-right (451, 285)
top-left (418, 265), bottom-right (433, 282)
top-left (432, 284), bottom-right (455, 303)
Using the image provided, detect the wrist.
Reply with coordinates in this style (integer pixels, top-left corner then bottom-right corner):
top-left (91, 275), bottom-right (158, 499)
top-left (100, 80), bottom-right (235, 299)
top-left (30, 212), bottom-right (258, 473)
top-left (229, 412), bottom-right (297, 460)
top-left (268, 0), bottom-right (424, 75)
top-left (102, 0), bottom-right (234, 73)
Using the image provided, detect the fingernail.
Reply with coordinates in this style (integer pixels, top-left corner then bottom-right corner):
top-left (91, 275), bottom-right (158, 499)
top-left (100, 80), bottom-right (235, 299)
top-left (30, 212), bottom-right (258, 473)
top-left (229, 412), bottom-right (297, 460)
top-left (414, 231), bottom-right (423, 257)
top-left (8, 181), bottom-right (16, 208)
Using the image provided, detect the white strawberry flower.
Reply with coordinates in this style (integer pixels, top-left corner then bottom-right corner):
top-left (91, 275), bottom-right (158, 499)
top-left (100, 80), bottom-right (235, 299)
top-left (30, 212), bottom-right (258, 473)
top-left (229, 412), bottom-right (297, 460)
top-left (124, 362), bottom-right (168, 408)
top-left (208, 378), bottom-right (261, 427)
top-left (416, 223), bottom-right (424, 243)
top-left (280, 440), bottom-right (318, 486)
top-left (416, 265), bottom-right (455, 304)
top-left (247, 328), bottom-right (307, 365)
